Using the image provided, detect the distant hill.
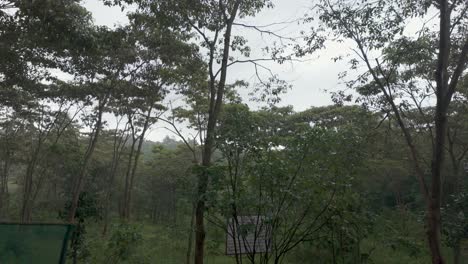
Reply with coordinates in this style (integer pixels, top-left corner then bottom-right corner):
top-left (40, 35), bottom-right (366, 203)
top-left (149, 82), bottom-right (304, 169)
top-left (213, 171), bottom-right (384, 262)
top-left (141, 136), bottom-right (181, 160)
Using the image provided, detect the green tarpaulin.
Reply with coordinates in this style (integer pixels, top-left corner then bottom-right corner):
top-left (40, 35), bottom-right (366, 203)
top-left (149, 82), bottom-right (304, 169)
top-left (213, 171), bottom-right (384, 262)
top-left (0, 223), bottom-right (74, 264)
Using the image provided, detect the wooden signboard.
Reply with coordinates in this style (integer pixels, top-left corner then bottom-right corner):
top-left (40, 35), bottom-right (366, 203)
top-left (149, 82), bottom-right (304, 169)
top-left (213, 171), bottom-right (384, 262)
top-left (225, 215), bottom-right (271, 255)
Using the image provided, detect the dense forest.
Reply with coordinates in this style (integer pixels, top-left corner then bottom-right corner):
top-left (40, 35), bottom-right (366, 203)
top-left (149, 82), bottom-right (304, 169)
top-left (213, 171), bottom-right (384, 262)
top-left (1, 0), bottom-right (468, 263)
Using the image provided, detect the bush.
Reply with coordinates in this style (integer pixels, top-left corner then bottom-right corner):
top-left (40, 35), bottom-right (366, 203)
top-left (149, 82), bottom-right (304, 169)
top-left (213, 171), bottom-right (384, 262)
top-left (104, 223), bottom-right (145, 264)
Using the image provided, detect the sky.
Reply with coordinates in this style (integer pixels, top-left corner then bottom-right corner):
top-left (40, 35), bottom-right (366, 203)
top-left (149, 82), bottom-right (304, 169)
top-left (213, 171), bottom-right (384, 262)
top-left (81, 0), bottom-right (352, 141)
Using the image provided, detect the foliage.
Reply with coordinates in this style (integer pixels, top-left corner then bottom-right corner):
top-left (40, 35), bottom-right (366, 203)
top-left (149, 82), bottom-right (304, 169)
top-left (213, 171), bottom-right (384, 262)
top-left (59, 192), bottom-right (101, 263)
top-left (1, 1), bottom-right (468, 263)
top-left (104, 223), bottom-right (144, 263)
top-left (442, 190), bottom-right (468, 247)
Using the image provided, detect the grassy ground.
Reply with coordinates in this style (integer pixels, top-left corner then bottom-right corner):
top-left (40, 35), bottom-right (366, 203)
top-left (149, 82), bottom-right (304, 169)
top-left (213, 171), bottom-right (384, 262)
top-left (0, 214), bottom-right (453, 263)
top-left (84, 221), bottom-right (237, 264)
top-left (79, 219), bottom-right (451, 264)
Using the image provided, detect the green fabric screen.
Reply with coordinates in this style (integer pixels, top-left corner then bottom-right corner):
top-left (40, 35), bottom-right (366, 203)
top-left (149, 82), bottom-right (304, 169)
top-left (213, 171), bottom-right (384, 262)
top-left (0, 223), bottom-right (74, 264)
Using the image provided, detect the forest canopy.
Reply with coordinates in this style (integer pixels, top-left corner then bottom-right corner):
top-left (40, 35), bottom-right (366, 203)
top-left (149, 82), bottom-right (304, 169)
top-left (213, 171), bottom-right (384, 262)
top-left (0, 0), bottom-right (467, 264)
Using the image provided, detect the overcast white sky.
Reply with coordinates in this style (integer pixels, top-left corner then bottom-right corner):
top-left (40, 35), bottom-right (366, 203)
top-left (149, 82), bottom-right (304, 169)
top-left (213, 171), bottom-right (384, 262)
top-left (81, 0), bottom-right (352, 141)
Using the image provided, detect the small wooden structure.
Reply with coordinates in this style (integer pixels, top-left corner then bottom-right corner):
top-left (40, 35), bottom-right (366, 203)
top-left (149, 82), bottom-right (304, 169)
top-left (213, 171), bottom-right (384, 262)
top-left (225, 215), bottom-right (271, 256)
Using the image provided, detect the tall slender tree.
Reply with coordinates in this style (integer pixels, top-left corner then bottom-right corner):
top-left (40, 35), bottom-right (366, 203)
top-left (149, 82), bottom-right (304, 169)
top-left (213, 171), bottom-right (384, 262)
top-left (127, 1), bottom-right (295, 262)
top-left (310, 1), bottom-right (468, 262)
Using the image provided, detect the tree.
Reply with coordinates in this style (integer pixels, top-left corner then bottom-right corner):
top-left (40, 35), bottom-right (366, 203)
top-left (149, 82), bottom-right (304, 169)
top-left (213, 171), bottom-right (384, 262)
top-left (212, 104), bottom-right (367, 264)
top-left (446, 76), bottom-right (468, 195)
top-left (0, 0), bottom-right (94, 222)
top-left (442, 188), bottom-right (468, 264)
top-left (310, 1), bottom-right (468, 262)
top-left (100, 118), bottom-right (130, 235)
top-left (110, 1), bottom-right (295, 262)
top-left (443, 75), bottom-right (468, 264)
top-left (0, 117), bottom-right (23, 218)
top-left (20, 102), bottom-right (82, 222)
top-left (66, 26), bottom-right (135, 222)
top-left (116, 13), bottom-right (201, 220)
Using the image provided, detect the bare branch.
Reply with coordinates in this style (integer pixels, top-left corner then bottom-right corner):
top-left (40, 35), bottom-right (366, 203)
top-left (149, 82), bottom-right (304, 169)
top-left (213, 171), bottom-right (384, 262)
top-left (157, 117), bottom-right (198, 162)
top-left (232, 22), bottom-right (297, 41)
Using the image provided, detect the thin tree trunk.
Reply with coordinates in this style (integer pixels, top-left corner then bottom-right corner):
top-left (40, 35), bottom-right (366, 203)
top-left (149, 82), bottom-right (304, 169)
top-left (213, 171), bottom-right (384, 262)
top-left (194, 110), bottom-right (218, 263)
top-left (103, 130), bottom-right (128, 235)
top-left (0, 152), bottom-right (11, 219)
top-left (102, 164), bottom-right (118, 235)
top-left (426, 1), bottom-right (452, 262)
top-left (124, 107), bottom-right (152, 220)
top-left (122, 111), bottom-right (137, 220)
top-left (194, 4), bottom-right (240, 263)
top-left (122, 137), bottom-right (136, 220)
top-left (68, 98), bottom-right (107, 222)
top-left (30, 167), bottom-right (48, 210)
top-left (126, 144), bottom-right (142, 220)
top-left (21, 139), bottom-right (43, 223)
top-left (447, 130), bottom-right (468, 262)
top-left (24, 113), bottom-right (76, 222)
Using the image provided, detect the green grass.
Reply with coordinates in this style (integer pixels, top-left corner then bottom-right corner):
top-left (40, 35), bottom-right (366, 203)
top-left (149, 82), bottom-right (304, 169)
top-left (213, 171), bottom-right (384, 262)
top-left (75, 212), bottom-right (455, 264)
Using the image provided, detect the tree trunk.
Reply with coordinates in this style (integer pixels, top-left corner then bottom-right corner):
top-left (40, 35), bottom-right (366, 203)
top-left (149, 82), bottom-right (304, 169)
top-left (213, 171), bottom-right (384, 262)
top-left (424, 1), bottom-right (454, 262)
top-left (193, 4), bottom-right (240, 263)
top-left (103, 129), bottom-right (127, 235)
top-left (0, 153), bottom-right (11, 219)
top-left (68, 98), bottom-right (106, 222)
top-left (123, 106), bottom-right (153, 220)
top-left (447, 134), bottom-right (467, 263)
top-left (122, 136), bottom-right (136, 220)
top-left (194, 168), bottom-right (209, 264)
top-left (426, 105), bottom-right (447, 264)
top-left (426, 200), bottom-right (444, 264)
top-left (21, 140), bottom-right (42, 223)
top-left (125, 129), bottom-right (146, 219)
